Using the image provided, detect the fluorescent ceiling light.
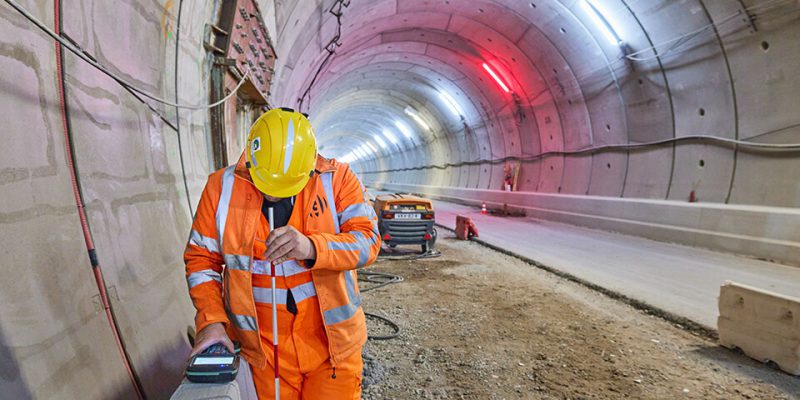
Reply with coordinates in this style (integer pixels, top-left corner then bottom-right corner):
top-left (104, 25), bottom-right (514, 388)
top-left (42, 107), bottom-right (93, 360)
top-left (394, 120), bottom-right (414, 140)
top-left (437, 90), bottom-right (462, 117)
top-left (353, 147), bottom-right (367, 159)
top-left (404, 106), bottom-right (431, 131)
top-left (382, 129), bottom-right (400, 146)
top-left (482, 63), bottom-right (510, 93)
top-left (581, 0), bottom-right (622, 46)
top-left (373, 135), bottom-right (388, 150)
top-left (363, 141), bottom-right (378, 154)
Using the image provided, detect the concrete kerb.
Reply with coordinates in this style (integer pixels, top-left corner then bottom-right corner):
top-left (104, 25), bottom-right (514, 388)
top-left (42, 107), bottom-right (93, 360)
top-left (433, 222), bottom-right (719, 340)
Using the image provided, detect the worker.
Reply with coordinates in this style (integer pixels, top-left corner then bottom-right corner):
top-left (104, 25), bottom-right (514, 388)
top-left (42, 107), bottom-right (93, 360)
top-left (184, 107), bottom-right (380, 399)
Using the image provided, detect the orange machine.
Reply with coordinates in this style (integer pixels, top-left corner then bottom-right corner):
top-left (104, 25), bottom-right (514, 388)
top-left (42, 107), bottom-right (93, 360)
top-left (373, 194), bottom-right (437, 253)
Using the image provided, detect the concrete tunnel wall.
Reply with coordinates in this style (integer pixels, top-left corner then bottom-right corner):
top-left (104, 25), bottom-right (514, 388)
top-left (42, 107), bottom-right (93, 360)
top-left (268, 0), bottom-right (800, 265)
top-left (1, 0), bottom-right (799, 398)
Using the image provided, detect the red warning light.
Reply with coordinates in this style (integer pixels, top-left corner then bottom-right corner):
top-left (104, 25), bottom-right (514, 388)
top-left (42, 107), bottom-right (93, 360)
top-left (482, 63), bottom-right (510, 93)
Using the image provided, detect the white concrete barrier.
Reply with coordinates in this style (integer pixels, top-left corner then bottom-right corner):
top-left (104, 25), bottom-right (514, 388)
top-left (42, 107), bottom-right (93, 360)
top-left (718, 281), bottom-right (800, 375)
top-left (372, 182), bottom-right (800, 267)
top-left (170, 362), bottom-right (258, 400)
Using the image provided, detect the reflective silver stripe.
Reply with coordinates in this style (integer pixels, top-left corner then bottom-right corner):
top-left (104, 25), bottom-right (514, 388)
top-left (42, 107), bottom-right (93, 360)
top-left (283, 119), bottom-right (295, 173)
top-left (327, 231), bottom-right (376, 268)
top-left (216, 166), bottom-right (236, 251)
top-left (187, 269), bottom-right (222, 288)
top-left (224, 254), bottom-right (250, 271)
top-left (252, 259), bottom-right (307, 276)
top-left (253, 282), bottom-right (317, 304)
top-left (337, 203), bottom-right (370, 227)
top-left (253, 287), bottom-right (288, 304)
top-left (229, 313), bottom-right (257, 331)
top-left (188, 229), bottom-right (219, 253)
top-left (321, 172), bottom-right (340, 234)
top-left (353, 231), bottom-right (376, 268)
top-left (323, 294), bottom-right (362, 325)
top-left (344, 269), bottom-right (358, 301)
top-left (291, 282), bottom-right (317, 303)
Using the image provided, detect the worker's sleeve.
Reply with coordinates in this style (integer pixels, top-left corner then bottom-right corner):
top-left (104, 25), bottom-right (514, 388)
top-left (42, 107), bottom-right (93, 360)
top-left (184, 174), bottom-right (229, 333)
top-left (308, 166), bottom-right (381, 271)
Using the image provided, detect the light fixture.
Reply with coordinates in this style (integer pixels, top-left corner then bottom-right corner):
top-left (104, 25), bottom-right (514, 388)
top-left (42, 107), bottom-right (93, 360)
top-left (353, 147), bottom-right (367, 160)
top-left (382, 129), bottom-right (400, 146)
top-left (373, 134), bottom-right (388, 150)
top-left (363, 141), bottom-right (379, 154)
top-left (437, 90), bottom-right (463, 117)
top-left (404, 106), bottom-right (431, 131)
top-left (482, 63), bottom-right (510, 93)
top-left (394, 120), bottom-right (414, 140)
top-left (581, 0), bottom-right (622, 46)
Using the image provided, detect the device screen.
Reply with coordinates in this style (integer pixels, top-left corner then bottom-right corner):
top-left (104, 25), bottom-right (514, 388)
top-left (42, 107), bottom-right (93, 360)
top-left (192, 356), bottom-right (234, 365)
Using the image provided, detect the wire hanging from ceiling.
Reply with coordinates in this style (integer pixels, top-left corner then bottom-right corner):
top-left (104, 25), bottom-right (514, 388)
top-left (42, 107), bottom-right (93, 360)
top-left (4, 0), bottom-right (250, 111)
top-left (296, 0), bottom-right (351, 113)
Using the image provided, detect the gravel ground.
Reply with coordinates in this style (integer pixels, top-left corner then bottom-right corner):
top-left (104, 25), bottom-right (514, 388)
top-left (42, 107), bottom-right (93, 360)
top-left (359, 232), bottom-right (800, 399)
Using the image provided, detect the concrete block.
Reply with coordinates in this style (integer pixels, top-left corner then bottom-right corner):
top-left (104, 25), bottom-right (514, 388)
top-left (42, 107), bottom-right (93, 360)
top-left (170, 379), bottom-right (239, 400)
top-left (718, 281), bottom-right (800, 375)
top-left (454, 215), bottom-right (478, 240)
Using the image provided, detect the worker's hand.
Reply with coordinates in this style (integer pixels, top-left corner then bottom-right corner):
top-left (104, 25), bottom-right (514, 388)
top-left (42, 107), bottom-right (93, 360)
top-left (264, 225), bottom-right (317, 264)
top-left (190, 323), bottom-right (234, 357)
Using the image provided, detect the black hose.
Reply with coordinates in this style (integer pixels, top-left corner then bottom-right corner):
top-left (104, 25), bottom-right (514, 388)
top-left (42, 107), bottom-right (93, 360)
top-left (359, 271), bottom-right (404, 293)
top-left (364, 312), bottom-right (401, 341)
top-left (360, 270), bottom-right (404, 340)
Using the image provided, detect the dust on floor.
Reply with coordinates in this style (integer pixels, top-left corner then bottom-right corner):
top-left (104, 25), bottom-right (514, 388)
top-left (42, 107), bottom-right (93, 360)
top-left (360, 233), bottom-right (799, 400)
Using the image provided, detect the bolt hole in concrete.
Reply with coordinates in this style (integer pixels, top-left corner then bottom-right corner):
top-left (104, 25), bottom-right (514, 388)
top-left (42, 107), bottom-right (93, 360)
top-left (607, 163), bottom-right (612, 169)
top-left (761, 41), bottom-right (770, 51)
top-left (699, 159), bottom-right (705, 167)
top-left (699, 107), bottom-right (706, 116)
top-left (530, 2), bottom-right (537, 8)
top-left (606, 124), bottom-right (611, 131)
top-left (560, 27), bottom-right (566, 33)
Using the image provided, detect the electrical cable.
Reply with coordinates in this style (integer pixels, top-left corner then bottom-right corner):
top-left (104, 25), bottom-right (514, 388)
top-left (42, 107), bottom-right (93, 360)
top-left (364, 313), bottom-right (401, 341)
top-left (364, 134), bottom-right (800, 173)
top-left (622, 0), bottom-right (794, 62)
top-left (53, 1), bottom-right (145, 398)
top-left (296, 0), bottom-right (350, 113)
top-left (537, 0), bottom-right (796, 96)
top-left (4, 0), bottom-right (250, 111)
top-left (173, 0), bottom-right (193, 217)
top-left (359, 270), bottom-right (404, 341)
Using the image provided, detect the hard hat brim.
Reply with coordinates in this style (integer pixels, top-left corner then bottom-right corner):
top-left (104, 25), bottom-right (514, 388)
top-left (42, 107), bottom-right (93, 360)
top-left (250, 171), bottom-right (311, 198)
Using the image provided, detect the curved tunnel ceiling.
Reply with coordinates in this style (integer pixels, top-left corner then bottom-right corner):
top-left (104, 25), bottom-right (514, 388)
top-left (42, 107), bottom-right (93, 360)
top-left (268, 0), bottom-right (800, 208)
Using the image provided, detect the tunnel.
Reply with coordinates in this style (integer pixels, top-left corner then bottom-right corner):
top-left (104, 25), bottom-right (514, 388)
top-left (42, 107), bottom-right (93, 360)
top-left (1, 0), bottom-right (799, 398)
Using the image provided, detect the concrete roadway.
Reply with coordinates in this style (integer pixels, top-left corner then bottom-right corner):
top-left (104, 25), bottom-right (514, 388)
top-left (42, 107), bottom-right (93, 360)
top-left (386, 196), bottom-right (800, 330)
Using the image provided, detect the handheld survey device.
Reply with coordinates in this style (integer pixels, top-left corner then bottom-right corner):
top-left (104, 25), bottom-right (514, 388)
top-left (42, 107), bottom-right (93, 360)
top-left (185, 343), bottom-right (240, 383)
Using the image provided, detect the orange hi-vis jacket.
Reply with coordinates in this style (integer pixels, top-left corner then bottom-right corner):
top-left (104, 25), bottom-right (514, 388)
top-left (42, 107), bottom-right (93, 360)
top-left (184, 154), bottom-right (380, 368)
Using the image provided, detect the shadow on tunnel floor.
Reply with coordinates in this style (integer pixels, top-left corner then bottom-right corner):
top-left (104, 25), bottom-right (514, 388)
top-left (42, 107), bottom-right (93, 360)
top-left (0, 323), bottom-right (33, 399)
top-left (690, 344), bottom-right (800, 395)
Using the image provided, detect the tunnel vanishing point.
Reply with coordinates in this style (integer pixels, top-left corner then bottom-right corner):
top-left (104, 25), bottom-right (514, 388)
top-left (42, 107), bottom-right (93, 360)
top-left (1, 0), bottom-right (799, 398)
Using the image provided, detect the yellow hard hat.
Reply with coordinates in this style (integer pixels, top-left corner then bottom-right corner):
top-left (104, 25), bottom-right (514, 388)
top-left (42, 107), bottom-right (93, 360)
top-left (245, 108), bottom-right (317, 198)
